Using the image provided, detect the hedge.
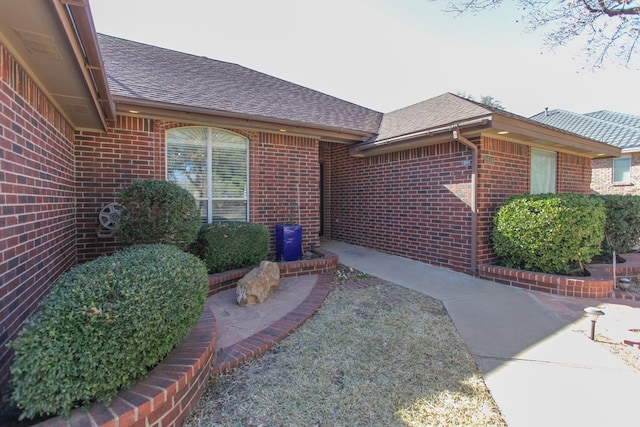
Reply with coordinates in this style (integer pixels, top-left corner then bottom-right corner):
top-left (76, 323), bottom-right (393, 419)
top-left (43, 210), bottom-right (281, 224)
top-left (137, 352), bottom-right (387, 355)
top-left (492, 193), bottom-right (605, 274)
top-left (193, 222), bottom-right (269, 273)
top-left (592, 194), bottom-right (640, 257)
top-left (10, 245), bottom-right (208, 419)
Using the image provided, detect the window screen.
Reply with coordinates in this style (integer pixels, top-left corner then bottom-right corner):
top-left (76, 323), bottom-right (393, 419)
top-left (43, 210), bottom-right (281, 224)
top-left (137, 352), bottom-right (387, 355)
top-left (167, 127), bottom-right (248, 222)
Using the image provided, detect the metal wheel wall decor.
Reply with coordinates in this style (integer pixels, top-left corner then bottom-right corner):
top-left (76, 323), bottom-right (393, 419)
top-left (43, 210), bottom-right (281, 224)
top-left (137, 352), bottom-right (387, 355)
top-left (97, 202), bottom-right (122, 238)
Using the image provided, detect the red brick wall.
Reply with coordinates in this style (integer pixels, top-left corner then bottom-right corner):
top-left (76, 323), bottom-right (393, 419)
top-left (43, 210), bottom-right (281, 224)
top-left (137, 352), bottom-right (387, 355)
top-left (327, 141), bottom-right (475, 272)
top-left (75, 120), bottom-right (321, 262)
top-left (75, 116), bottom-right (163, 262)
top-left (591, 154), bottom-right (640, 195)
top-left (251, 132), bottom-right (320, 253)
top-left (0, 44), bottom-right (76, 393)
top-left (476, 137), bottom-right (530, 266)
top-left (558, 152), bottom-right (592, 193)
top-left (326, 136), bottom-right (593, 273)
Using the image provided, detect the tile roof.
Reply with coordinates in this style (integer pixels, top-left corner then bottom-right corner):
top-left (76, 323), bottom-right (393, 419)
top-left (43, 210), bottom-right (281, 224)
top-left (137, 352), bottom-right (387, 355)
top-left (374, 93), bottom-right (492, 141)
top-left (530, 109), bottom-right (640, 150)
top-left (585, 110), bottom-right (640, 129)
top-left (97, 34), bottom-right (383, 136)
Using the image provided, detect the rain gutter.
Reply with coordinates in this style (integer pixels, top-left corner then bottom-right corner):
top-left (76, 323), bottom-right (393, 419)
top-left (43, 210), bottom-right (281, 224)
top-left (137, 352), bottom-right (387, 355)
top-left (53, 0), bottom-right (117, 127)
top-left (351, 116), bottom-right (491, 155)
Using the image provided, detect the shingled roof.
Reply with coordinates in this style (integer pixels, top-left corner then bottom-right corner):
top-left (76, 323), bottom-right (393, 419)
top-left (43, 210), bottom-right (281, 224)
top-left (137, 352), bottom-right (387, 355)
top-left (96, 33), bottom-right (625, 158)
top-left (374, 93), bottom-right (493, 142)
top-left (97, 34), bottom-right (383, 137)
top-left (530, 109), bottom-right (640, 151)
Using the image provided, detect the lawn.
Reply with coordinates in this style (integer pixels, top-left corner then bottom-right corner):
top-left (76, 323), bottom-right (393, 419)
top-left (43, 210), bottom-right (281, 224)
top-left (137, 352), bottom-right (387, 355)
top-left (185, 270), bottom-right (506, 426)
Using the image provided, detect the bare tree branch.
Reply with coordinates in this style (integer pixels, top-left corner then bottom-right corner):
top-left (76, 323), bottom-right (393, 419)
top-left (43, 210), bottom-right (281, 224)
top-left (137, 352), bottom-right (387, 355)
top-left (441, 0), bottom-right (640, 67)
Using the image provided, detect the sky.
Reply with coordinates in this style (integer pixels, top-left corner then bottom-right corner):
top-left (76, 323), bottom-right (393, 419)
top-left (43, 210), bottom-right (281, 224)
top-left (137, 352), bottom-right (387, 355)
top-left (89, 0), bottom-right (640, 118)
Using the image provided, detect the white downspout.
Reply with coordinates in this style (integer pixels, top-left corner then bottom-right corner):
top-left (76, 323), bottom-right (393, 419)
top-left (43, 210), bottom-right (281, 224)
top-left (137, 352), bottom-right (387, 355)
top-left (453, 129), bottom-right (478, 274)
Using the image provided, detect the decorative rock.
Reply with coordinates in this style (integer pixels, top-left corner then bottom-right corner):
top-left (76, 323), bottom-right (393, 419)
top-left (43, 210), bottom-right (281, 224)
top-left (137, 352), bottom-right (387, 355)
top-left (236, 261), bottom-right (280, 306)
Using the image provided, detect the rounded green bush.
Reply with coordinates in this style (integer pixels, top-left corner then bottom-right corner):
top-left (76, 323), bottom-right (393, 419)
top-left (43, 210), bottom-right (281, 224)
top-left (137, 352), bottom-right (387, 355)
top-left (193, 222), bottom-right (269, 273)
top-left (118, 179), bottom-right (201, 250)
top-left (10, 245), bottom-right (208, 420)
top-left (492, 193), bottom-right (605, 274)
top-left (592, 194), bottom-right (640, 257)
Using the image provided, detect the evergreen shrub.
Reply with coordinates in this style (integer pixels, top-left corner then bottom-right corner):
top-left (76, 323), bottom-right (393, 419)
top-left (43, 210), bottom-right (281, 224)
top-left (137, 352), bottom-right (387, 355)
top-left (118, 179), bottom-right (201, 250)
top-left (193, 222), bottom-right (269, 273)
top-left (592, 194), bottom-right (640, 257)
top-left (10, 245), bottom-right (208, 419)
top-left (492, 193), bottom-right (605, 274)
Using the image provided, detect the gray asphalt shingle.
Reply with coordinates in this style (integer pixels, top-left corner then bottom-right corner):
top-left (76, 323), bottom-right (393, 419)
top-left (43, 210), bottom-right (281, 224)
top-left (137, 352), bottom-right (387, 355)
top-left (98, 34), bottom-right (383, 135)
top-left (99, 34), bottom-right (623, 149)
top-left (374, 93), bottom-right (493, 141)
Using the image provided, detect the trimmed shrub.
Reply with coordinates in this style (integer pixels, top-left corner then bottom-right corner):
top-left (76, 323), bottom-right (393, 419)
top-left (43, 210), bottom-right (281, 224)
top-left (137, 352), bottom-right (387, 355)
top-left (492, 193), bottom-right (605, 274)
top-left (10, 245), bottom-right (208, 420)
top-left (592, 194), bottom-right (640, 257)
top-left (118, 179), bottom-right (201, 250)
top-left (193, 222), bottom-right (269, 273)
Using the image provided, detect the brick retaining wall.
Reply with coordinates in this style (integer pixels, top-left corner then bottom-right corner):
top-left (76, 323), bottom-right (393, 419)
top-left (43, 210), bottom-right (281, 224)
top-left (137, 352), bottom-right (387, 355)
top-left (479, 265), bottom-right (614, 298)
top-left (208, 248), bottom-right (338, 296)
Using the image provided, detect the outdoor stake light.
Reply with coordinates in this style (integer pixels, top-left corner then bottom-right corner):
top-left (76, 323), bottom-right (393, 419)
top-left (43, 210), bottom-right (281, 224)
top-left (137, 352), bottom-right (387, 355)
top-left (584, 307), bottom-right (605, 340)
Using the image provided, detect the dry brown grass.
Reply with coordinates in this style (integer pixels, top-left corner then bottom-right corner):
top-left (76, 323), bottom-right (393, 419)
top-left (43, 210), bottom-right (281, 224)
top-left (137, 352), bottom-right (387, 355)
top-left (184, 269), bottom-right (506, 427)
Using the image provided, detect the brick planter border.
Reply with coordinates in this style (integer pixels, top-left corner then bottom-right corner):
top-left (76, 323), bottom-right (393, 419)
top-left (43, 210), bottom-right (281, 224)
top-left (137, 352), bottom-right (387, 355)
top-left (480, 252), bottom-right (640, 300)
top-left (479, 265), bottom-right (614, 298)
top-left (207, 248), bottom-right (339, 296)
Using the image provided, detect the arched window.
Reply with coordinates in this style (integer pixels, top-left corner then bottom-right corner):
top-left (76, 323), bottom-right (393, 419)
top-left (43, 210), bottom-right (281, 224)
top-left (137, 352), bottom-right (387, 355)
top-left (166, 127), bottom-right (248, 222)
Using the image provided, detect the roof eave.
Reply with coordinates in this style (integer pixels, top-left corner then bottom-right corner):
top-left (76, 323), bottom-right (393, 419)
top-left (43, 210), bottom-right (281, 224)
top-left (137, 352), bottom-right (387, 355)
top-left (0, 0), bottom-right (115, 131)
top-left (113, 96), bottom-right (376, 143)
top-left (350, 112), bottom-right (621, 159)
top-left (49, 0), bottom-right (116, 129)
top-left (490, 114), bottom-right (621, 159)
top-left (350, 115), bottom-right (492, 157)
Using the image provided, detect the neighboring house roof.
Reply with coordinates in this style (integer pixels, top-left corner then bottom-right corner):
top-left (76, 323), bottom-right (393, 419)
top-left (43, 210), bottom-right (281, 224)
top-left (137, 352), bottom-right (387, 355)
top-left (97, 34), bottom-right (383, 138)
top-left (530, 109), bottom-right (640, 152)
top-left (585, 110), bottom-right (640, 129)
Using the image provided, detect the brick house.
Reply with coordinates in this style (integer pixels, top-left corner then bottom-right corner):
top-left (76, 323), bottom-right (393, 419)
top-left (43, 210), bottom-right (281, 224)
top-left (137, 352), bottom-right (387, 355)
top-left (531, 109), bottom-right (640, 194)
top-left (0, 0), bottom-right (620, 393)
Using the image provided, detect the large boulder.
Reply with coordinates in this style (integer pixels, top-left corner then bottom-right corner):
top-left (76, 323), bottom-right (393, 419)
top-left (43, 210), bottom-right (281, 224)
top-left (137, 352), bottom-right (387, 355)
top-left (236, 261), bottom-right (280, 306)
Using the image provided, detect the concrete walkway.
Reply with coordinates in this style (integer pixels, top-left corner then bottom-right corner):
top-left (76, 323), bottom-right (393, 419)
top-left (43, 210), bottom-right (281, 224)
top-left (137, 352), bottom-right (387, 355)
top-left (320, 240), bottom-right (640, 427)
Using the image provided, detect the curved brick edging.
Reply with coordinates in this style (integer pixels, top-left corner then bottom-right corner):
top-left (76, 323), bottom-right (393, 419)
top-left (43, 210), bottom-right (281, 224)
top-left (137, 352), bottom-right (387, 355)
top-left (212, 274), bottom-right (387, 375)
top-left (207, 248), bottom-right (339, 296)
top-left (35, 305), bottom-right (217, 427)
top-left (479, 265), bottom-right (614, 298)
top-left (611, 290), bottom-right (640, 301)
top-left (212, 273), bottom-right (331, 374)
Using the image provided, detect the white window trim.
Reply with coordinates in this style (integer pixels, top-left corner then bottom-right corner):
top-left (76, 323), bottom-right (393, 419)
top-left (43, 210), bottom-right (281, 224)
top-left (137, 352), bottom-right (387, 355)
top-left (612, 156), bottom-right (632, 184)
